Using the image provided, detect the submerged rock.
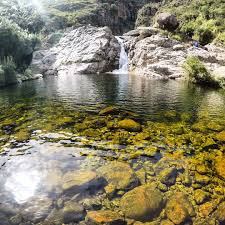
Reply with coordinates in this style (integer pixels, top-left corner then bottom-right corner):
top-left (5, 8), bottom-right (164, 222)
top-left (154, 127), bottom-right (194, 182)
top-left (86, 210), bottom-right (126, 225)
top-left (120, 185), bottom-right (163, 222)
top-left (63, 201), bottom-right (86, 223)
top-left (98, 162), bottom-right (138, 196)
top-left (215, 202), bottom-right (225, 224)
top-left (31, 26), bottom-right (120, 75)
top-left (99, 106), bottom-right (120, 116)
top-left (62, 170), bottom-right (104, 193)
top-left (166, 192), bottom-right (195, 224)
top-left (215, 157), bottom-right (225, 180)
top-left (118, 119), bottom-right (142, 132)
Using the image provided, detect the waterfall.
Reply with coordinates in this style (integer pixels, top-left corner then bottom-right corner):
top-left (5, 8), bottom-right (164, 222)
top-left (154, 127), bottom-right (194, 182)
top-left (113, 36), bottom-right (128, 74)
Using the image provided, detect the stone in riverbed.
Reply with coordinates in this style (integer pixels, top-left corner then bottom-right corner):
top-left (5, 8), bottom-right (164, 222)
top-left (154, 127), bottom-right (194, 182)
top-left (215, 157), bottom-right (225, 180)
top-left (62, 170), bottom-right (104, 193)
top-left (118, 119), bottom-right (142, 132)
top-left (215, 202), bottom-right (225, 224)
top-left (194, 189), bottom-right (209, 205)
top-left (215, 131), bottom-right (225, 142)
top-left (86, 210), bottom-right (126, 225)
top-left (63, 201), bottom-right (86, 223)
top-left (98, 161), bottom-right (138, 196)
top-left (159, 167), bottom-right (178, 186)
top-left (166, 192), bottom-right (195, 225)
top-left (120, 185), bottom-right (164, 222)
top-left (99, 106), bottom-right (120, 116)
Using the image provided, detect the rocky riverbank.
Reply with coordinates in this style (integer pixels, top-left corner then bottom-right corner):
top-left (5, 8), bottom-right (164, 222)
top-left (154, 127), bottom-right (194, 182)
top-left (30, 25), bottom-right (225, 84)
top-left (123, 27), bottom-right (225, 80)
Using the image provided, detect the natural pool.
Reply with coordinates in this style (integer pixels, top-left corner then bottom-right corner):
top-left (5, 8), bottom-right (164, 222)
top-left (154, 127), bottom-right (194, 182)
top-left (1, 73), bottom-right (225, 225)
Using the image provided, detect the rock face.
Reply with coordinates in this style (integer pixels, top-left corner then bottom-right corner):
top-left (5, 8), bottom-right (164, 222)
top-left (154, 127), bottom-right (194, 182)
top-left (31, 26), bottom-right (120, 76)
top-left (157, 13), bottom-right (179, 31)
top-left (124, 27), bottom-right (225, 79)
top-left (120, 185), bottom-right (163, 222)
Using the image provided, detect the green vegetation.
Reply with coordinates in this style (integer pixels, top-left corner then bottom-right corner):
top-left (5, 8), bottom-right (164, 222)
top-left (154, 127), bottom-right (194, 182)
top-left (0, 4), bottom-right (39, 86)
top-left (183, 56), bottom-right (220, 87)
top-left (159, 0), bottom-right (225, 45)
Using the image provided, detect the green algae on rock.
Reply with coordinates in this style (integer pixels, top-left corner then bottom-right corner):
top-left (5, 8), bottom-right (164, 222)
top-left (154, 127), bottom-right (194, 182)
top-left (118, 119), bottom-right (142, 132)
top-left (120, 185), bottom-right (164, 222)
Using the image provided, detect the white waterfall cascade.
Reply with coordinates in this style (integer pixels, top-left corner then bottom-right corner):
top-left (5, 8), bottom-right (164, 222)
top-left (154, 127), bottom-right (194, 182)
top-left (112, 36), bottom-right (129, 74)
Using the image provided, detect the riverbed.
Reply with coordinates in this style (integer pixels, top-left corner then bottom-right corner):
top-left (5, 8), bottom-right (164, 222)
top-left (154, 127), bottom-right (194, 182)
top-left (1, 73), bottom-right (225, 225)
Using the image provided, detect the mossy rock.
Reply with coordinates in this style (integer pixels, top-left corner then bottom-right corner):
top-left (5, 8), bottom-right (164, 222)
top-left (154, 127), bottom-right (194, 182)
top-left (99, 106), bottom-right (120, 116)
top-left (86, 210), bottom-right (126, 225)
top-left (120, 184), bottom-right (163, 222)
top-left (166, 192), bottom-right (195, 225)
top-left (215, 131), bottom-right (225, 142)
top-left (215, 157), bottom-right (225, 180)
top-left (98, 161), bottom-right (138, 196)
top-left (14, 129), bottom-right (30, 142)
top-left (118, 119), bottom-right (141, 132)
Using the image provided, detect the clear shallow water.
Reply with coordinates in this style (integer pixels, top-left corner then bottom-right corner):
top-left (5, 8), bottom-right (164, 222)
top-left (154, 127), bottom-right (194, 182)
top-left (1, 73), bottom-right (225, 119)
top-left (1, 74), bottom-right (225, 225)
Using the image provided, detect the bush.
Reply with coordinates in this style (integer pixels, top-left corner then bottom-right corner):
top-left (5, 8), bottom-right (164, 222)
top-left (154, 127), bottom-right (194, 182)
top-left (0, 57), bottom-right (18, 87)
top-left (0, 17), bottom-right (38, 69)
top-left (159, 0), bottom-right (225, 45)
top-left (183, 56), bottom-right (220, 87)
top-left (135, 3), bottom-right (159, 28)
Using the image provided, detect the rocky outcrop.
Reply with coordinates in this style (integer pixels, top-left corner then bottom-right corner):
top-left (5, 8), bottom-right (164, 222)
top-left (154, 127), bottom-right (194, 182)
top-left (124, 27), bottom-right (225, 79)
top-left (31, 26), bottom-right (120, 76)
top-left (156, 13), bottom-right (179, 31)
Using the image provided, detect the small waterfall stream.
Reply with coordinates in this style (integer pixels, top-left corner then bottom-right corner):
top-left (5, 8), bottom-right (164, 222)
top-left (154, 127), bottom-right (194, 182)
top-left (113, 36), bottom-right (128, 74)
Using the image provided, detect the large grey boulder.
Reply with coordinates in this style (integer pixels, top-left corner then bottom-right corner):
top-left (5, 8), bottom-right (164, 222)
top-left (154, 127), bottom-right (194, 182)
top-left (157, 13), bottom-right (179, 31)
top-left (31, 26), bottom-right (120, 76)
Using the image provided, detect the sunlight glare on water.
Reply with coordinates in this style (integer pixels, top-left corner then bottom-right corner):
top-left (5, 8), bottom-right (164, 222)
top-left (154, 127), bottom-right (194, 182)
top-left (5, 169), bottom-right (42, 204)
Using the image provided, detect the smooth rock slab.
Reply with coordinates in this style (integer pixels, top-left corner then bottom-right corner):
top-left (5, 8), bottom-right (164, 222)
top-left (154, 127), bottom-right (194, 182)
top-left (62, 170), bottom-right (104, 193)
top-left (120, 185), bottom-right (163, 222)
top-left (86, 210), bottom-right (126, 225)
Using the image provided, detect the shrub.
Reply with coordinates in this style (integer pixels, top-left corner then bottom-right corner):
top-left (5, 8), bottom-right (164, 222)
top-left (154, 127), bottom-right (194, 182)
top-left (0, 17), bottom-right (38, 69)
top-left (183, 56), bottom-right (220, 87)
top-left (0, 57), bottom-right (18, 87)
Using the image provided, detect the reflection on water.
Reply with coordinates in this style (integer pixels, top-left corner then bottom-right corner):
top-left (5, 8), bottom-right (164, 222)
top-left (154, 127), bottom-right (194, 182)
top-left (5, 169), bottom-right (41, 204)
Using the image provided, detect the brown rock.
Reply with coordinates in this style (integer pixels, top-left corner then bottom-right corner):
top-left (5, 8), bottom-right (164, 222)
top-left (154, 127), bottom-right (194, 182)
top-left (86, 210), bottom-right (126, 225)
top-left (120, 185), bottom-right (163, 222)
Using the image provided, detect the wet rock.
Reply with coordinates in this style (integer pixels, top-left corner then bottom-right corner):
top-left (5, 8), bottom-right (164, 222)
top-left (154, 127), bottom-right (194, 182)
top-left (159, 167), bottom-right (178, 186)
top-left (118, 119), bottom-right (142, 132)
top-left (99, 106), bottom-right (120, 116)
top-left (86, 210), bottom-right (126, 225)
top-left (215, 157), bottom-right (225, 180)
top-left (161, 220), bottom-right (174, 225)
top-left (22, 196), bottom-right (52, 223)
top-left (215, 131), bottom-right (225, 142)
top-left (42, 208), bottom-right (64, 225)
top-left (82, 197), bottom-right (102, 210)
top-left (194, 189), bottom-right (209, 205)
top-left (215, 202), bottom-right (225, 224)
top-left (194, 173), bottom-right (210, 185)
top-left (166, 192), bottom-right (195, 224)
top-left (63, 201), bottom-right (86, 223)
top-left (62, 170), bottom-right (104, 193)
top-left (98, 161), bottom-right (138, 196)
top-left (120, 185), bottom-right (163, 222)
top-left (135, 168), bottom-right (147, 185)
top-left (157, 13), bottom-right (179, 31)
top-left (199, 201), bottom-right (217, 217)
